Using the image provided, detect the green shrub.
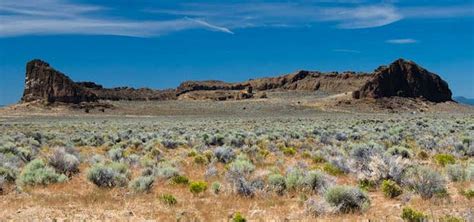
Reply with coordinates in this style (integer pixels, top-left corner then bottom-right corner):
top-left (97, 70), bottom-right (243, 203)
top-left (324, 185), bottom-right (370, 213)
top-left (0, 166), bottom-right (17, 182)
top-left (129, 176), bottom-right (154, 192)
top-left (301, 151), bottom-right (311, 159)
top-left (159, 193), bottom-right (177, 205)
top-left (302, 170), bottom-right (333, 193)
top-left (189, 181), bottom-right (207, 194)
top-left (187, 150), bottom-right (197, 157)
top-left (232, 212), bottom-right (246, 222)
top-left (211, 181), bottom-right (221, 194)
top-left (285, 167), bottom-right (305, 190)
top-left (322, 163), bottom-right (344, 176)
top-left (171, 175), bottom-right (189, 185)
top-left (228, 154), bottom-right (255, 175)
top-left (461, 137), bottom-right (471, 145)
top-left (461, 189), bottom-right (474, 199)
top-left (154, 163), bottom-right (180, 179)
top-left (282, 147), bottom-right (296, 156)
top-left (258, 149), bottom-right (270, 159)
top-left (401, 207), bottom-right (427, 222)
top-left (0, 176), bottom-right (4, 193)
top-left (194, 155), bottom-right (208, 165)
top-left (18, 159), bottom-right (67, 186)
top-left (402, 166), bottom-right (446, 199)
top-left (87, 162), bottom-right (130, 187)
top-left (358, 179), bottom-right (377, 192)
top-left (268, 173), bottom-right (286, 195)
top-left (439, 215), bottom-right (464, 222)
top-left (446, 164), bottom-right (467, 182)
top-left (467, 164), bottom-right (474, 181)
top-left (381, 179), bottom-right (403, 198)
top-left (203, 150), bottom-right (214, 162)
top-left (434, 154), bottom-right (456, 167)
top-left (214, 146), bottom-right (235, 163)
top-left (313, 155), bottom-right (327, 164)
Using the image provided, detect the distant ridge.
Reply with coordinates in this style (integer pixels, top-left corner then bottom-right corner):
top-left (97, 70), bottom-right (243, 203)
top-left (454, 96), bottom-right (474, 106)
top-left (19, 58), bottom-right (453, 104)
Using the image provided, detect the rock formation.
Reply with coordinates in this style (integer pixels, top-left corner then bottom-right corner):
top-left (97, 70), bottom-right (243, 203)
top-left (20, 58), bottom-right (453, 104)
top-left (246, 70), bottom-right (372, 93)
top-left (176, 80), bottom-right (247, 96)
top-left (80, 86), bottom-right (176, 101)
top-left (21, 60), bottom-right (97, 104)
top-left (353, 59), bottom-right (452, 102)
top-left (21, 59), bottom-right (175, 104)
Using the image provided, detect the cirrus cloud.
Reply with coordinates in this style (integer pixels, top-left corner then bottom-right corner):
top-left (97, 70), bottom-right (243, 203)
top-left (386, 38), bottom-right (418, 44)
top-left (0, 0), bottom-right (473, 37)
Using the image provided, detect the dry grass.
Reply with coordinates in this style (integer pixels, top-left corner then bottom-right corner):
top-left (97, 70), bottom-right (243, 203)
top-left (1, 147), bottom-right (472, 221)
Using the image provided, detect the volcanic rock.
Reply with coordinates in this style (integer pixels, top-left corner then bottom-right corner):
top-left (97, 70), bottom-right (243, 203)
top-left (353, 59), bottom-right (452, 102)
top-left (19, 58), bottom-right (454, 105)
top-left (21, 60), bottom-right (97, 104)
top-left (176, 80), bottom-right (248, 95)
top-left (245, 70), bottom-right (373, 93)
top-left (21, 59), bottom-right (176, 103)
top-left (82, 86), bottom-right (177, 101)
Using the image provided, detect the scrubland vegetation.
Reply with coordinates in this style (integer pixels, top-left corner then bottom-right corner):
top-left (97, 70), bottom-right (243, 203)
top-left (0, 114), bottom-right (473, 220)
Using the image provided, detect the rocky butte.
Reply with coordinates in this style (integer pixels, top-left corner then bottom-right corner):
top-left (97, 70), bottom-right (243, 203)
top-left (352, 59), bottom-right (452, 102)
top-left (20, 58), bottom-right (452, 104)
top-left (21, 60), bottom-right (97, 103)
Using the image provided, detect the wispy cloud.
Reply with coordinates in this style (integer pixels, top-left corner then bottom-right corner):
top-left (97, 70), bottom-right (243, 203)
top-left (321, 5), bottom-right (402, 29)
top-left (0, 17), bottom-right (202, 37)
top-left (151, 3), bottom-right (403, 30)
top-left (149, 2), bottom-right (474, 31)
top-left (0, 0), bottom-right (473, 37)
top-left (185, 17), bottom-right (234, 34)
top-left (332, 49), bottom-right (361, 53)
top-left (386, 38), bottom-right (418, 44)
top-left (0, 0), bottom-right (104, 17)
top-left (401, 5), bottom-right (474, 19)
top-left (0, 0), bottom-right (216, 37)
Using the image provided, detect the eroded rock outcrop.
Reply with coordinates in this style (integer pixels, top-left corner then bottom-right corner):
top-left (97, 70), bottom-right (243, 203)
top-left (20, 58), bottom-right (453, 104)
top-left (21, 59), bottom-right (176, 104)
top-left (21, 60), bottom-right (97, 104)
top-left (353, 59), bottom-right (452, 102)
top-left (246, 70), bottom-right (372, 93)
top-left (176, 70), bottom-right (373, 97)
top-left (82, 86), bottom-right (177, 101)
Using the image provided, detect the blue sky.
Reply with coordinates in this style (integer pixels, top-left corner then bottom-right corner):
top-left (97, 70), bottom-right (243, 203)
top-left (1, 0), bottom-right (473, 105)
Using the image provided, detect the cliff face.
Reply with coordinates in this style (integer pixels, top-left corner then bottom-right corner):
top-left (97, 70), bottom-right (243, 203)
top-left (246, 71), bottom-right (373, 93)
top-left (20, 58), bottom-right (453, 104)
top-left (83, 87), bottom-right (177, 101)
top-left (353, 59), bottom-right (452, 102)
top-left (177, 71), bottom-right (373, 96)
top-left (176, 81), bottom-right (248, 96)
top-left (21, 60), bottom-right (97, 104)
top-left (21, 60), bottom-right (176, 103)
